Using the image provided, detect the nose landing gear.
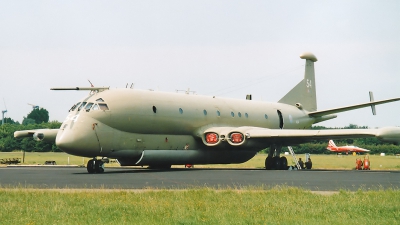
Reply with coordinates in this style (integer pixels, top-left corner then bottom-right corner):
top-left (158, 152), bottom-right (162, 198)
top-left (87, 158), bottom-right (105, 173)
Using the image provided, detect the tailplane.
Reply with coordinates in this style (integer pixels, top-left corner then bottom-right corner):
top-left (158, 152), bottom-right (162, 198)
top-left (278, 52), bottom-right (317, 111)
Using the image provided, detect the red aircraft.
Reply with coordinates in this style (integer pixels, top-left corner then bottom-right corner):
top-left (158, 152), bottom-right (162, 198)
top-left (327, 140), bottom-right (370, 153)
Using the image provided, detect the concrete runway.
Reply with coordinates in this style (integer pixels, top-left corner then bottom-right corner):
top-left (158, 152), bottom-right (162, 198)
top-left (0, 167), bottom-right (399, 191)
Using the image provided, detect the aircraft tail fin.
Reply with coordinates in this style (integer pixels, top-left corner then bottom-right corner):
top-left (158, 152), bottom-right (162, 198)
top-left (328, 140), bottom-right (337, 149)
top-left (278, 52), bottom-right (317, 111)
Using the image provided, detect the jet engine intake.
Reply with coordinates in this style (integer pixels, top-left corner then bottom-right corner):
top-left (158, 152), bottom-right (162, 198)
top-left (203, 132), bottom-right (221, 146)
top-left (227, 132), bottom-right (246, 146)
top-left (33, 129), bottom-right (59, 142)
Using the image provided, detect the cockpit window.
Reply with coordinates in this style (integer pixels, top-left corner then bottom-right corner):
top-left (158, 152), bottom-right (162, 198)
top-left (69, 102), bottom-right (81, 112)
top-left (85, 103), bottom-right (94, 112)
top-left (96, 98), bottom-right (105, 102)
top-left (98, 103), bottom-right (109, 110)
top-left (92, 104), bottom-right (99, 111)
top-left (77, 102), bottom-right (87, 111)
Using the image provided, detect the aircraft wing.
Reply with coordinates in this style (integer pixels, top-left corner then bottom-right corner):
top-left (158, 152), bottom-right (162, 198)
top-left (202, 126), bottom-right (400, 147)
top-left (308, 97), bottom-right (400, 117)
top-left (14, 129), bottom-right (59, 143)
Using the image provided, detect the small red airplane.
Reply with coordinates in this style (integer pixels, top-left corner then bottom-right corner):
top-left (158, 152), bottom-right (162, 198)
top-left (327, 140), bottom-right (370, 153)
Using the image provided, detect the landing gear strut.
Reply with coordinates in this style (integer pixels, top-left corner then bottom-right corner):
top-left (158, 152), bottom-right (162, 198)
top-left (265, 145), bottom-right (288, 170)
top-left (87, 158), bottom-right (104, 173)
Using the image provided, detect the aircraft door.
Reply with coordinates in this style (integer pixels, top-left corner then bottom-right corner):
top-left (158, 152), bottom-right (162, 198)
top-left (277, 110), bottom-right (284, 129)
top-left (92, 123), bottom-right (114, 154)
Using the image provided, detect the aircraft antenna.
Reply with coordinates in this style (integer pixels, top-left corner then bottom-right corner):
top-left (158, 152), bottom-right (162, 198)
top-left (130, 83), bottom-right (134, 89)
top-left (88, 80), bottom-right (94, 87)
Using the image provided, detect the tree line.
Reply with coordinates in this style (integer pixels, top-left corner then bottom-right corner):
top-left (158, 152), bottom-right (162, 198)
top-left (0, 122), bottom-right (61, 152)
top-left (0, 107), bottom-right (60, 152)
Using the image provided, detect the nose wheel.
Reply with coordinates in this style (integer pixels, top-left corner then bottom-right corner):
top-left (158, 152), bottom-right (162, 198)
top-left (87, 159), bottom-right (104, 173)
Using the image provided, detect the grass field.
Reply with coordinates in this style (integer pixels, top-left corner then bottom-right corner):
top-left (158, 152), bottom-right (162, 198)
top-left (1, 151), bottom-right (400, 170)
top-left (1, 152), bottom-right (400, 224)
top-left (0, 187), bottom-right (399, 224)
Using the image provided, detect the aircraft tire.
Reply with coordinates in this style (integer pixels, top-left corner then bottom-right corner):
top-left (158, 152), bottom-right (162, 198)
top-left (87, 159), bottom-right (95, 174)
top-left (273, 156), bottom-right (281, 170)
top-left (265, 156), bottom-right (273, 170)
top-left (95, 160), bottom-right (105, 173)
top-left (280, 156), bottom-right (288, 170)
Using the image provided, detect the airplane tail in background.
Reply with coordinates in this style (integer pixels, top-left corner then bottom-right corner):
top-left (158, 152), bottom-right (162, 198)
top-left (328, 140), bottom-right (337, 149)
top-left (278, 52), bottom-right (317, 112)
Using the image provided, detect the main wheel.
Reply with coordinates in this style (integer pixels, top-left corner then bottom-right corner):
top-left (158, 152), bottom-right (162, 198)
top-left (273, 156), bottom-right (281, 170)
top-left (95, 160), bottom-right (104, 173)
top-left (265, 156), bottom-right (273, 170)
top-left (280, 156), bottom-right (288, 170)
top-left (87, 159), bottom-right (95, 174)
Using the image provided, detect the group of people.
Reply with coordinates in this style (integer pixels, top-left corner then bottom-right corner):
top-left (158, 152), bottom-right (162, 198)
top-left (298, 157), bottom-right (312, 169)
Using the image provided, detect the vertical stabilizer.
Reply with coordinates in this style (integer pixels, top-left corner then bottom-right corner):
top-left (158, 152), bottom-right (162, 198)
top-left (278, 52), bottom-right (317, 111)
top-left (328, 140), bottom-right (337, 148)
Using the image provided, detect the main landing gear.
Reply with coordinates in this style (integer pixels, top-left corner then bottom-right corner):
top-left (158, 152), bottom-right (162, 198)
top-left (87, 158), bottom-right (105, 174)
top-left (265, 145), bottom-right (288, 170)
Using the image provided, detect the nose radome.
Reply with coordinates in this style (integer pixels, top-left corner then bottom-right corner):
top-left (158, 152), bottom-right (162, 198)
top-left (56, 129), bottom-right (77, 155)
top-left (56, 129), bottom-right (98, 157)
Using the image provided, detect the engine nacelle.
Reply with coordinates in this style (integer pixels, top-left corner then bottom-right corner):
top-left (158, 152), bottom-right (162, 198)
top-left (33, 129), bottom-right (59, 142)
top-left (14, 129), bottom-right (59, 143)
top-left (202, 127), bottom-right (250, 147)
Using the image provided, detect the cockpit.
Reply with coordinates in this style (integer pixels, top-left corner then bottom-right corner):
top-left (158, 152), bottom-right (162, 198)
top-left (69, 98), bottom-right (110, 112)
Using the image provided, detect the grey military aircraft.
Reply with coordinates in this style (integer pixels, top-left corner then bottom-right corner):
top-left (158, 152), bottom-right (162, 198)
top-left (14, 52), bottom-right (400, 173)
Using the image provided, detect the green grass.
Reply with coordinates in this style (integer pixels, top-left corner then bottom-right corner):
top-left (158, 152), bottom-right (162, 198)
top-left (1, 153), bottom-right (400, 224)
top-left (0, 187), bottom-right (399, 224)
top-left (1, 152), bottom-right (400, 170)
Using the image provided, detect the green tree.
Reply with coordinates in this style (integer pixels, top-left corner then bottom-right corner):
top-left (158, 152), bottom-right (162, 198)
top-left (22, 117), bottom-right (36, 125)
top-left (26, 108), bottom-right (49, 124)
top-left (1, 117), bottom-right (19, 125)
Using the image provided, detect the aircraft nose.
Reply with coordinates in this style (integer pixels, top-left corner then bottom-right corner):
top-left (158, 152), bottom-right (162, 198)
top-left (56, 129), bottom-right (77, 155)
top-left (56, 128), bottom-right (99, 157)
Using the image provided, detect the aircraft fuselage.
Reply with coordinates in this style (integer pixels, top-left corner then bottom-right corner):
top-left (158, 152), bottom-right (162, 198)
top-left (56, 89), bottom-right (315, 163)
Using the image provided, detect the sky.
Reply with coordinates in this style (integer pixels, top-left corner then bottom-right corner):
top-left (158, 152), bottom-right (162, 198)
top-left (1, 0), bottom-right (399, 128)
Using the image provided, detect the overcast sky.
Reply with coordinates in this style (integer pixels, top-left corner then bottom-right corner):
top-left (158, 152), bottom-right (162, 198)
top-left (1, 0), bottom-right (399, 128)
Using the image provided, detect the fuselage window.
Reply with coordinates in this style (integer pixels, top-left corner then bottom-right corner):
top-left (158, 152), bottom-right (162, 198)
top-left (265, 114), bottom-right (268, 119)
top-left (217, 110), bottom-right (220, 116)
top-left (245, 113), bottom-right (248, 118)
top-left (77, 102), bottom-right (87, 111)
top-left (231, 112), bottom-right (235, 117)
top-left (153, 106), bottom-right (157, 113)
top-left (238, 112), bottom-right (242, 118)
top-left (85, 103), bottom-right (94, 112)
top-left (203, 109), bottom-right (207, 115)
top-left (179, 108), bottom-right (183, 114)
top-left (92, 104), bottom-right (99, 111)
top-left (98, 103), bottom-right (109, 111)
top-left (69, 102), bottom-right (81, 112)
top-left (96, 98), bottom-right (105, 102)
